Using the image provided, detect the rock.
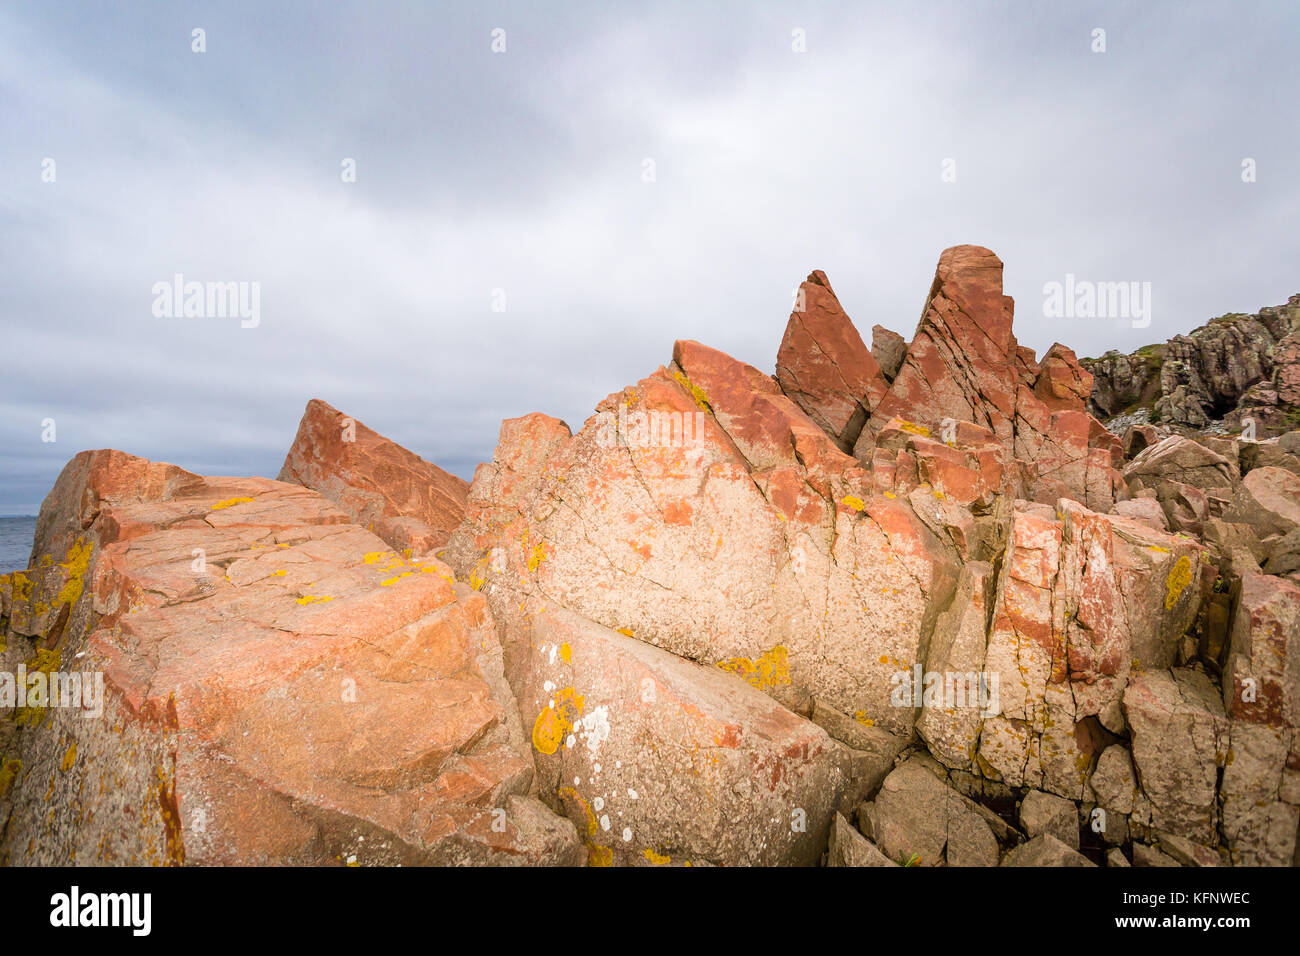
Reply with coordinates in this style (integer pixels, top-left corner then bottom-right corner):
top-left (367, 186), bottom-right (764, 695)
top-left (1, 449), bottom-right (581, 866)
top-left (1155, 831), bottom-right (1223, 867)
top-left (862, 757), bottom-right (999, 866)
top-left (809, 700), bottom-right (906, 802)
top-left (1263, 529), bottom-right (1300, 576)
top-left (776, 271), bottom-right (889, 452)
top-left (1133, 843), bottom-right (1182, 867)
top-left (827, 813), bottom-right (897, 867)
top-left (1113, 497), bottom-right (1169, 532)
top-left (446, 338), bottom-right (962, 738)
top-left (511, 605), bottom-right (852, 866)
top-left (1123, 668), bottom-right (1227, 844)
top-left (1000, 834), bottom-right (1095, 867)
top-left (1019, 790), bottom-right (1079, 849)
top-left (1279, 430), bottom-right (1300, 457)
top-left (1089, 746), bottom-right (1139, 815)
top-left (1084, 349), bottom-right (1165, 420)
top-left (1224, 466), bottom-right (1300, 540)
top-left (976, 501), bottom-right (1206, 797)
top-left (1107, 847), bottom-right (1131, 867)
top-left (279, 398), bottom-right (469, 554)
top-left (1155, 480), bottom-right (1209, 535)
top-left (1122, 424), bottom-right (1160, 460)
top-left (1124, 436), bottom-right (1239, 491)
top-left (864, 246), bottom-right (1019, 448)
top-left (871, 325), bottom-right (908, 382)
top-left (1240, 441), bottom-right (1300, 477)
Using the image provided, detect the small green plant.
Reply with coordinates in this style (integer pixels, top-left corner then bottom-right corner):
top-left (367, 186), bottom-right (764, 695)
top-left (897, 851), bottom-right (921, 867)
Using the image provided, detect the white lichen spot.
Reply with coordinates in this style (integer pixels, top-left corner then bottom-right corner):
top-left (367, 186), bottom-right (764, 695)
top-left (600, 814), bottom-right (610, 831)
top-left (622, 827), bottom-right (632, 842)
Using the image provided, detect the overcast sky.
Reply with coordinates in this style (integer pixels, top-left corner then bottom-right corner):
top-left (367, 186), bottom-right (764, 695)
top-left (2, 1), bottom-right (1297, 514)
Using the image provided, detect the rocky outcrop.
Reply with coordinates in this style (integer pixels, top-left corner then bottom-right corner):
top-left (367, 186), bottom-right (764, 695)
top-left (776, 271), bottom-right (890, 453)
top-left (1085, 295), bottom-right (1300, 437)
top-left (1, 450), bottom-right (581, 866)
top-left (6, 245), bottom-right (1299, 869)
top-left (279, 398), bottom-right (470, 555)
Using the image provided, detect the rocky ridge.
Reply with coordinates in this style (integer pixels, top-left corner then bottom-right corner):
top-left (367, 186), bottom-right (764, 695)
top-left (2, 245), bottom-right (1298, 867)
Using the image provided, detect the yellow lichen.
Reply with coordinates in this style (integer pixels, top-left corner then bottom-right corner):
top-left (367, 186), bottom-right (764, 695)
top-left (210, 496), bottom-right (255, 510)
top-left (841, 495), bottom-right (865, 513)
top-left (531, 687), bottom-right (584, 755)
top-left (1165, 555), bottom-right (1193, 610)
top-left (669, 368), bottom-right (712, 411)
top-left (643, 848), bottom-right (671, 866)
top-left (61, 742), bottom-right (77, 773)
top-left (295, 594), bottom-right (333, 606)
top-left (716, 645), bottom-right (791, 690)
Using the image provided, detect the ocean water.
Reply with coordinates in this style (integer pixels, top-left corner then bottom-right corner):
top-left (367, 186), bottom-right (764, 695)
top-left (0, 516), bottom-right (37, 573)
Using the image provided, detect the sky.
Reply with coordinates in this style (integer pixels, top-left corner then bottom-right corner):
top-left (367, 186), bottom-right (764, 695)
top-left (1, 1), bottom-right (1297, 514)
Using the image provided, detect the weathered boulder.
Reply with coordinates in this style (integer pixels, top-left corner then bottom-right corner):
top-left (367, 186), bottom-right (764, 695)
top-left (827, 812), bottom-right (897, 867)
top-left (871, 325), bottom-right (908, 383)
top-left (861, 757), bottom-right (1000, 866)
top-left (776, 271), bottom-right (889, 452)
top-left (1019, 790), bottom-right (1079, 849)
top-left (1, 449), bottom-right (580, 866)
top-left (1124, 436), bottom-right (1239, 492)
top-left (1123, 668), bottom-right (1227, 845)
top-left (512, 605), bottom-right (851, 866)
top-left (1000, 833), bottom-right (1095, 867)
top-left (278, 398), bottom-right (469, 554)
top-left (1223, 466), bottom-right (1300, 540)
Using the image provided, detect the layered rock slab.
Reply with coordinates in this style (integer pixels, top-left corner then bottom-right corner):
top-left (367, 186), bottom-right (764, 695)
top-left (0, 449), bottom-right (579, 866)
top-left (278, 398), bottom-right (470, 555)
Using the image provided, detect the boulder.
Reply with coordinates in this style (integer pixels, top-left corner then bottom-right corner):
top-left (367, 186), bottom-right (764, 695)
top-left (871, 325), bottom-right (908, 383)
top-left (1019, 790), bottom-right (1080, 849)
top-left (511, 605), bottom-right (851, 866)
top-left (278, 398), bottom-right (469, 554)
top-left (1000, 834), bottom-right (1095, 867)
top-left (1223, 466), bottom-right (1300, 540)
top-left (827, 813), bottom-right (897, 867)
top-left (1, 449), bottom-right (581, 866)
top-left (1124, 436), bottom-right (1239, 491)
top-left (862, 757), bottom-right (1000, 866)
top-left (1123, 668), bottom-right (1227, 844)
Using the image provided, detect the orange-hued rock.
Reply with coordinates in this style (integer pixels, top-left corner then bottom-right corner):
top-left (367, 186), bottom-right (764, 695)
top-left (863, 246), bottom-right (1019, 447)
top-left (278, 398), bottom-right (469, 555)
top-left (776, 270), bottom-right (889, 452)
top-left (0, 449), bottom-right (582, 866)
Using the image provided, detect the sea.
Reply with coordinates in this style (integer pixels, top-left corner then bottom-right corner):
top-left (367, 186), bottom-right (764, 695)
top-left (0, 516), bottom-right (37, 573)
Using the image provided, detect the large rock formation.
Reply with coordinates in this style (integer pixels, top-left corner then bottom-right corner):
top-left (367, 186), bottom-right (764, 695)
top-left (6, 244), bottom-right (1299, 868)
top-left (278, 398), bottom-right (470, 555)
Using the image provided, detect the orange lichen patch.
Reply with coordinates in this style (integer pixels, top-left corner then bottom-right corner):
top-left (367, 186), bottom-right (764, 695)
top-left (716, 645), bottom-right (790, 690)
top-left (531, 687), bottom-right (585, 755)
top-left (588, 843), bottom-right (613, 867)
top-left (559, 642), bottom-right (573, 663)
top-left (271, 570), bottom-right (286, 577)
top-left (643, 847), bottom-right (671, 865)
top-left (1165, 555), bottom-right (1193, 610)
top-left (295, 594), bottom-right (333, 606)
top-left (210, 497), bottom-right (256, 510)
top-left (841, 495), bottom-right (865, 513)
top-left (898, 421), bottom-right (931, 436)
top-left (853, 711), bottom-right (875, 727)
top-left (60, 742), bottom-right (77, 773)
top-left (617, 628), bottom-right (634, 638)
top-left (558, 785), bottom-right (599, 837)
